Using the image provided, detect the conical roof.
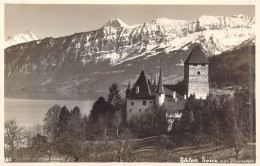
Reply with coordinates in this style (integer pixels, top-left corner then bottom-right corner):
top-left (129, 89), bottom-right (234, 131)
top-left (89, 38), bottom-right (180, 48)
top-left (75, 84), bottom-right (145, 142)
top-left (125, 80), bottom-right (131, 93)
top-left (156, 68), bottom-right (165, 94)
top-left (184, 45), bottom-right (209, 64)
top-left (132, 70), bottom-right (151, 96)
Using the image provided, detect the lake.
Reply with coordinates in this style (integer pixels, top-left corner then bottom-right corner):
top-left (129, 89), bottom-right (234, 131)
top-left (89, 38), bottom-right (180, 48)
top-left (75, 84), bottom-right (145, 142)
top-left (4, 98), bottom-right (95, 128)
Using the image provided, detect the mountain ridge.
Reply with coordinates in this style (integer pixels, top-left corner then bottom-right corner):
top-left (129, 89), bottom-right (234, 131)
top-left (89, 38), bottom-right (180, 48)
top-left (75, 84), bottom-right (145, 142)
top-left (5, 30), bottom-right (40, 48)
top-left (4, 14), bottom-right (255, 98)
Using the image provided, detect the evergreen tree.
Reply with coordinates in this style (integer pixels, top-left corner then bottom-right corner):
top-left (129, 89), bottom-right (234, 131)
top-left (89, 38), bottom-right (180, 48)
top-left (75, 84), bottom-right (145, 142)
top-left (107, 83), bottom-right (122, 111)
top-left (55, 106), bottom-right (85, 162)
top-left (180, 94), bottom-right (196, 132)
top-left (89, 97), bottom-right (115, 139)
top-left (57, 106), bottom-right (70, 135)
top-left (89, 97), bottom-right (114, 122)
top-left (69, 106), bottom-right (82, 136)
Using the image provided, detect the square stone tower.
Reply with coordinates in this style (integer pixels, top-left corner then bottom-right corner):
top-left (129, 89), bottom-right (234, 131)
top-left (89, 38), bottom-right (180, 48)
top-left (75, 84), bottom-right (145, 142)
top-left (184, 45), bottom-right (209, 99)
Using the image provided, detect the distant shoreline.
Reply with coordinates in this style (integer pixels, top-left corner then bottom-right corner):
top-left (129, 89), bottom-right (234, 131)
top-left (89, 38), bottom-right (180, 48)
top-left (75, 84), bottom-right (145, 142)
top-left (4, 98), bottom-right (95, 128)
top-left (5, 90), bottom-right (97, 101)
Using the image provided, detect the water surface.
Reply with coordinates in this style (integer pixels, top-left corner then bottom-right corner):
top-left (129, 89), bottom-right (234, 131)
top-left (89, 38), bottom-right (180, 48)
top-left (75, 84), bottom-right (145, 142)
top-left (5, 98), bottom-right (95, 128)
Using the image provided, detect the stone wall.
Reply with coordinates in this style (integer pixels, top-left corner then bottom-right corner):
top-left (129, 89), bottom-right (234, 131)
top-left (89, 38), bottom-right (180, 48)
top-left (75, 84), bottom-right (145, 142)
top-left (185, 64), bottom-right (209, 99)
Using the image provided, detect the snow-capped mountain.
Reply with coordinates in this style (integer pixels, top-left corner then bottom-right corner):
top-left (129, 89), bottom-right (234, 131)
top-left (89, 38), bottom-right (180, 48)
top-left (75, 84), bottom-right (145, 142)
top-left (4, 14), bottom-right (255, 98)
top-left (5, 30), bottom-right (40, 48)
top-left (104, 18), bottom-right (130, 28)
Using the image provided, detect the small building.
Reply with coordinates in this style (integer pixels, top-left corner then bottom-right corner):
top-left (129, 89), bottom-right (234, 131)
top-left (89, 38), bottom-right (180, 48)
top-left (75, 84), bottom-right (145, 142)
top-left (125, 45), bottom-right (210, 129)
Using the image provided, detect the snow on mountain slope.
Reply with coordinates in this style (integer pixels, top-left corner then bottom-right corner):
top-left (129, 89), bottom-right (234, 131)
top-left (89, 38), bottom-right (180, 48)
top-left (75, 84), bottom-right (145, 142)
top-left (90, 15), bottom-right (255, 65)
top-left (104, 18), bottom-right (130, 28)
top-left (5, 30), bottom-right (40, 48)
top-left (97, 27), bottom-right (254, 65)
top-left (4, 15), bottom-right (255, 96)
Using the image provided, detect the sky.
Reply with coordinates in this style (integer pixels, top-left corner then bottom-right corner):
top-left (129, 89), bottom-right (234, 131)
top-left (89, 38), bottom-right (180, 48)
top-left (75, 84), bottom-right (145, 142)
top-left (4, 4), bottom-right (255, 40)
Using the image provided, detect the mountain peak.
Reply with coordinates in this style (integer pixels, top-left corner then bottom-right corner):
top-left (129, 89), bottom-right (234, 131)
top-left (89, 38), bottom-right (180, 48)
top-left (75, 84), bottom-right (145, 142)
top-left (104, 18), bottom-right (129, 28)
top-left (5, 30), bottom-right (40, 48)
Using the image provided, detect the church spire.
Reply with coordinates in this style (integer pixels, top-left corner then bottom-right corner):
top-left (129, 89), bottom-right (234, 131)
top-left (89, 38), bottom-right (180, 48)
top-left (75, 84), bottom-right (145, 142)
top-left (156, 67), bottom-right (165, 94)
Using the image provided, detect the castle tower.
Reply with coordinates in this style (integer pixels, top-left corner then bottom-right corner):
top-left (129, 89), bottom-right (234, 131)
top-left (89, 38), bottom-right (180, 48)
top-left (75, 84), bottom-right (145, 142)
top-left (184, 45), bottom-right (209, 99)
top-left (156, 67), bottom-right (165, 106)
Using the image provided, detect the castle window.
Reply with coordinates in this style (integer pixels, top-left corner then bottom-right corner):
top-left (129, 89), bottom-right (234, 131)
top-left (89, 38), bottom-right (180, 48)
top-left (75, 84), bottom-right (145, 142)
top-left (149, 101), bottom-right (153, 103)
top-left (139, 109), bottom-right (141, 112)
top-left (197, 71), bottom-right (200, 75)
top-left (131, 102), bottom-right (134, 105)
top-left (136, 86), bottom-right (139, 94)
top-left (129, 109), bottom-right (132, 112)
top-left (143, 100), bottom-right (146, 105)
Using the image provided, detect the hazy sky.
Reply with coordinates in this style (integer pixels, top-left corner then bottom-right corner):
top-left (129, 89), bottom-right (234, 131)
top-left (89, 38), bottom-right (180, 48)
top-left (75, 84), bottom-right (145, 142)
top-left (5, 4), bottom-right (255, 40)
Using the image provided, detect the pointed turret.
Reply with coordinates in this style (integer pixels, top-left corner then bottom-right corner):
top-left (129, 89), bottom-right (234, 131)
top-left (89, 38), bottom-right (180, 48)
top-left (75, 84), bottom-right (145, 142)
top-left (127, 80), bottom-right (131, 89)
top-left (155, 67), bottom-right (165, 106)
top-left (125, 80), bottom-right (132, 98)
top-left (156, 68), bottom-right (165, 94)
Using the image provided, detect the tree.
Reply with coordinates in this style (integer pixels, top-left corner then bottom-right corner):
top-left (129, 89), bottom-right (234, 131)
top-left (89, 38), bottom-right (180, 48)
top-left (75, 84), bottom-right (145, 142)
top-left (55, 132), bottom-right (85, 162)
top-left (4, 119), bottom-right (25, 162)
top-left (55, 106), bottom-right (86, 162)
top-left (43, 105), bottom-right (61, 142)
top-left (224, 91), bottom-right (248, 159)
top-left (69, 106), bottom-right (82, 135)
top-left (57, 106), bottom-right (70, 135)
top-left (89, 97), bottom-right (115, 139)
top-left (179, 94), bottom-right (197, 132)
top-left (233, 123), bottom-right (247, 159)
top-left (112, 140), bottom-right (127, 162)
top-left (114, 110), bottom-right (123, 138)
top-left (131, 105), bottom-right (168, 136)
top-left (111, 129), bottom-right (134, 162)
top-left (30, 133), bottom-right (48, 161)
top-left (89, 97), bottom-right (113, 122)
top-left (107, 83), bottom-right (122, 111)
top-left (29, 124), bottom-right (46, 161)
top-left (24, 129), bottom-right (33, 148)
top-left (82, 116), bottom-right (102, 141)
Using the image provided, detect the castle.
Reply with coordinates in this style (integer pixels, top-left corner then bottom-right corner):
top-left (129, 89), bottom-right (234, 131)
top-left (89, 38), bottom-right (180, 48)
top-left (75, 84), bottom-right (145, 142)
top-left (125, 45), bottom-right (210, 128)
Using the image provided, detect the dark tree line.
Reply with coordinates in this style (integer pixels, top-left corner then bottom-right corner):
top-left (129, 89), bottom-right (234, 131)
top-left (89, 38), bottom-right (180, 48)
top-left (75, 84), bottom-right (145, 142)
top-left (172, 88), bottom-right (255, 159)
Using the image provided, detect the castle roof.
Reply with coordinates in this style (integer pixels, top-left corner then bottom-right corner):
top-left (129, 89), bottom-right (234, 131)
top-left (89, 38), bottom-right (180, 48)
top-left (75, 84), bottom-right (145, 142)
top-left (131, 70), bottom-right (151, 97)
top-left (127, 70), bottom-right (187, 104)
top-left (184, 45), bottom-right (209, 64)
top-left (163, 84), bottom-right (186, 97)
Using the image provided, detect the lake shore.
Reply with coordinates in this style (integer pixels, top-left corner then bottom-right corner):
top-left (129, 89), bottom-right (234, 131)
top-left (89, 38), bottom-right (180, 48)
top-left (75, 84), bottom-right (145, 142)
top-left (5, 97), bottom-right (95, 128)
